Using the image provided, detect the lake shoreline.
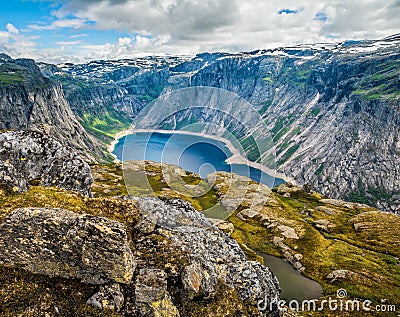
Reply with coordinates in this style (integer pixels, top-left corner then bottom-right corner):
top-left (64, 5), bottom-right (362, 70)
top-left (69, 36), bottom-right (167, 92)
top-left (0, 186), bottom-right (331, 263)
top-left (108, 128), bottom-right (294, 184)
top-left (107, 129), bottom-right (134, 163)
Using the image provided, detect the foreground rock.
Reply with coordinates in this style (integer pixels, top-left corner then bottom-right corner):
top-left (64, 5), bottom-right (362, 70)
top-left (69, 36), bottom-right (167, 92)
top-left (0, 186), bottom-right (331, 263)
top-left (133, 197), bottom-right (281, 309)
top-left (0, 208), bottom-right (135, 284)
top-left (0, 130), bottom-right (93, 196)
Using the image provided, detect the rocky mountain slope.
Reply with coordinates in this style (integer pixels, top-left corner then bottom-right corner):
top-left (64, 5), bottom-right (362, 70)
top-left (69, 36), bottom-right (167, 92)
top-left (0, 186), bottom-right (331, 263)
top-left (0, 54), bottom-right (105, 161)
top-left (42, 36), bottom-right (400, 212)
top-left (1, 129), bottom-right (400, 316)
top-left (0, 130), bottom-right (281, 316)
top-left (92, 160), bottom-right (400, 317)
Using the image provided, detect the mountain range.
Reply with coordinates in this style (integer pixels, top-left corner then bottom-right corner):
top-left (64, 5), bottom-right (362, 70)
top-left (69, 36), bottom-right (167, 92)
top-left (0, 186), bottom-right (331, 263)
top-left (1, 34), bottom-right (400, 212)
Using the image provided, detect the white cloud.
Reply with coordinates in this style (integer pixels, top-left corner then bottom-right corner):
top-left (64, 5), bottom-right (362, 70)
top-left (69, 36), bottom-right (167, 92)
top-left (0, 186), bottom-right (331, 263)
top-left (3, 0), bottom-right (400, 63)
top-left (6, 23), bottom-right (19, 34)
top-left (50, 0), bottom-right (400, 57)
top-left (54, 40), bottom-right (83, 45)
top-left (28, 18), bottom-right (87, 30)
top-left (69, 33), bottom-right (89, 38)
top-left (0, 24), bottom-right (36, 55)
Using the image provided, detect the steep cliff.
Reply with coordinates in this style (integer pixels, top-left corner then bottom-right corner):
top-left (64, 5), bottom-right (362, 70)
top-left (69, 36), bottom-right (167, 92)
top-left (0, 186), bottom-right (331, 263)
top-left (0, 54), bottom-right (105, 161)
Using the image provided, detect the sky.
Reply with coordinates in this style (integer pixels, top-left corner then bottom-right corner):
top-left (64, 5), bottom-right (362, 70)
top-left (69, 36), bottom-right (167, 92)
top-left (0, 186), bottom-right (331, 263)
top-left (0, 0), bottom-right (399, 63)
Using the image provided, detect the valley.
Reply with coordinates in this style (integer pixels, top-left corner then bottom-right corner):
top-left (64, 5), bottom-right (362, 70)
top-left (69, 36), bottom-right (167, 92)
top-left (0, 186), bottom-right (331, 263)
top-left (36, 35), bottom-right (400, 212)
top-left (0, 33), bottom-right (399, 316)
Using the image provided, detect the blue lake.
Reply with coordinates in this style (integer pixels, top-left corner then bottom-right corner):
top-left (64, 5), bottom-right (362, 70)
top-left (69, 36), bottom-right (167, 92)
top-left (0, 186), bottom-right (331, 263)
top-left (113, 132), bottom-right (284, 187)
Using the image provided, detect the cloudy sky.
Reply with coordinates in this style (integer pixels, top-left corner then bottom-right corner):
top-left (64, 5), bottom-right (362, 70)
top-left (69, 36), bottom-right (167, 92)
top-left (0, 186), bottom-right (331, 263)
top-left (0, 0), bottom-right (399, 63)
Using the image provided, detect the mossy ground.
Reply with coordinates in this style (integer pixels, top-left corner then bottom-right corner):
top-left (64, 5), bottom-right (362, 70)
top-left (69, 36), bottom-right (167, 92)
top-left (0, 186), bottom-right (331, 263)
top-left (231, 189), bottom-right (400, 317)
top-left (1, 162), bottom-right (400, 316)
top-left (98, 161), bottom-right (400, 317)
top-left (0, 163), bottom-right (257, 316)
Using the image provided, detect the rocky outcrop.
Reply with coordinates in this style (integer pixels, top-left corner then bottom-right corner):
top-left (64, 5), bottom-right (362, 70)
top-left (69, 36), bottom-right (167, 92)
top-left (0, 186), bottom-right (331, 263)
top-left (133, 197), bottom-right (281, 308)
top-left (0, 196), bottom-right (281, 315)
top-left (0, 55), bottom-right (104, 161)
top-left (0, 130), bottom-right (93, 196)
top-left (0, 207), bottom-right (135, 284)
top-left (208, 171), bottom-right (273, 213)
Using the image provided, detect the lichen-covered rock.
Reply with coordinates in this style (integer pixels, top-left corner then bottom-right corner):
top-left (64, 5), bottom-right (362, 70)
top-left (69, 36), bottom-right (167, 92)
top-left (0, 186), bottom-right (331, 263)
top-left (134, 197), bottom-right (281, 311)
top-left (326, 269), bottom-right (352, 283)
top-left (0, 130), bottom-right (93, 197)
top-left (217, 221), bottom-right (235, 235)
top-left (0, 160), bottom-right (27, 193)
top-left (207, 172), bottom-right (273, 213)
top-left (135, 268), bottom-right (180, 317)
top-left (0, 208), bottom-right (135, 284)
top-left (135, 211), bottom-right (158, 234)
top-left (87, 283), bottom-right (124, 311)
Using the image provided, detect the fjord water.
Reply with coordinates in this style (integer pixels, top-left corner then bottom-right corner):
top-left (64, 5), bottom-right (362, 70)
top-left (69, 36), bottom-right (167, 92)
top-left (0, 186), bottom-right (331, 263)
top-left (260, 253), bottom-right (323, 302)
top-left (113, 132), bottom-right (284, 187)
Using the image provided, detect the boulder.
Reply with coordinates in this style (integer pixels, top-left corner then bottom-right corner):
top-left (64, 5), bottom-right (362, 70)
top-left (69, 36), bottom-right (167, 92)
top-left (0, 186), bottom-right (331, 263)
top-left (0, 130), bottom-right (93, 197)
top-left (207, 172), bottom-right (272, 212)
top-left (238, 208), bottom-right (259, 219)
top-left (136, 197), bottom-right (281, 307)
top-left (217, 221), bottom-right (235, 235)
top-left (294, 254), bottom-right (303, 261)
top-left (276, 183), bottom-right (303, 195)
top-left (353, 222), bottom-right (374, 231)
top-left (315, 205), bottom-right (337, 215)
top-left (277, 225), bottom-right (299, 239)
top-left (0, 208), bottom-right (135, 284)
top-left (326, 269), bottom-right (350, 282)
top-left (313, 219), bottom-right (332, 232)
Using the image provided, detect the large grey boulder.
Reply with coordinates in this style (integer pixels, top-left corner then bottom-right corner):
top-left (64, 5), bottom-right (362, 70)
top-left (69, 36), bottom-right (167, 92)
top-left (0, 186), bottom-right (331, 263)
top-left (0, 130), bottom-right (93, 196)
top-left (133, 197), bottom-right (281, 309)
top-left (0, 208), bottom-right (135, 284)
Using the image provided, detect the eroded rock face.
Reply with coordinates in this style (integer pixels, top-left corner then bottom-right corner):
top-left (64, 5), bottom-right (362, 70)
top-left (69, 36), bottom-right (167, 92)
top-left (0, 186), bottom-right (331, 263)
top-left (134, 197), bottom-right (281, 309)
top-left (0, 130), bottom-right (93, 196)
top-left (0, 208), bottom-right (135, 284)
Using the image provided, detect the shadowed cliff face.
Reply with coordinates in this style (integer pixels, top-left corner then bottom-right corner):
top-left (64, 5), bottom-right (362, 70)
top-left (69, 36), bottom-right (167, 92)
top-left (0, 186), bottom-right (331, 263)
top-left (0, 54), bottom-right (105, 162)
top-left (43, 37), bottom-right (400, 211)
